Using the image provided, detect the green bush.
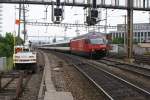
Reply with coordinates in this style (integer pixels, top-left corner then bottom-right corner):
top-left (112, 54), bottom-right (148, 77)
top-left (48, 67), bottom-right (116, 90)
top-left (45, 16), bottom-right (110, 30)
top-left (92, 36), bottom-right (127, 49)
top-left (112, 37), bottom-right (124, 44)
top-left (0, 32), bottom-right (23, 57)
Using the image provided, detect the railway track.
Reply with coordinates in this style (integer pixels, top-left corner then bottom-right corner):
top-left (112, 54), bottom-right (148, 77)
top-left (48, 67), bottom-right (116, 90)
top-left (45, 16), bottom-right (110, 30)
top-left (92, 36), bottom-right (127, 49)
top-left (0, 70), bottom-right (32, 100)
top-left (108, 53), bottom-right (150, 65)
top-left (97, 58), bottom-right (150, 77)
top-left (134, 55), bottom-right (150, 65)
top-left (52, 52), bottom-right (150, 100)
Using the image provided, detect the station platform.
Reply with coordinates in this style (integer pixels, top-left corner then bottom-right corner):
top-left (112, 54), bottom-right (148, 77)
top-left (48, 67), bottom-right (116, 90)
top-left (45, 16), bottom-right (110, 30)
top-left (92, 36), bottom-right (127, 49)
top-left (38, 52), bottom-right (73, 100)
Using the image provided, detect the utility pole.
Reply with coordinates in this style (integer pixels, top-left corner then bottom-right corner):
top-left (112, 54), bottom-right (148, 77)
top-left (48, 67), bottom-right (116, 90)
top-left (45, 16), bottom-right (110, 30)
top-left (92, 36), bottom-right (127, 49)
top-left (87, 0), bottom-right (91, 17)
top-left (38, 30), bottom-right (39, 43)
top-left (101, 0), bottom-right (105, 5)
top-left (143, 0), bottom-right (145, 8)
top-left (104, 8), bottom-right (107, 34)
top-left (23, 4), bottom-right (26, 43)
top-left (64, 26), bottom-right (67, 40)
top-left (44, 5), bottom-right (49, 20)
top-left (75, 20), bottom-right (80, 36)
top-left (98, 8), bottom-right (102, 32)
top-left (18, 4), bottom-right (21, 38)
top-left (115, 0), bottom-right (119, 6)
top-left (123, 15), bottom-right (127, 49)
top-left (148, 0), bottom-right (149, 8)
top-left (139, 0), bottom-right (141, 8)
top-left (149, 12), bottom-right (150, 23)
top-left (127, 0), bottom-right (133, 62)
top-left (17, 4), bottom-right (27, 43)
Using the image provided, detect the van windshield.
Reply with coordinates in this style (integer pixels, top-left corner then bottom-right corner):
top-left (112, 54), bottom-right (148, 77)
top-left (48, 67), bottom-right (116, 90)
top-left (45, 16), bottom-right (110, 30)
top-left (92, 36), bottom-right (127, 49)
top-left (23, 48), bottom-right (30, 52)
top-left (90, 38), bottom-right (106, 44)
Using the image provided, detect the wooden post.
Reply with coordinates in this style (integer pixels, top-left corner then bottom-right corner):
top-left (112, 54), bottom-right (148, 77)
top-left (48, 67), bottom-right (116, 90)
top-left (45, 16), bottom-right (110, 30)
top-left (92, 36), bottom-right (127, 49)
top-left (16, 72), bottom-right (23, 99)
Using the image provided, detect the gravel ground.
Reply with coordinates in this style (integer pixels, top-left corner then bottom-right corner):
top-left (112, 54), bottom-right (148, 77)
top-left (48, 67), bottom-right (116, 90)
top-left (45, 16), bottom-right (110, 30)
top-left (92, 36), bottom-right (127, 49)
top-left (48, 52), bottom-right (105, 100)
top-left (92, 60), bottom-right (150, 92)
top-left (47, 51), bottom-right (150, 100)
top-left (19, 72), bottom-right (43, 100)
top-left (19, 51), bottom-right (44, 100)
top-left (0, 51), bottom-right (44, 100)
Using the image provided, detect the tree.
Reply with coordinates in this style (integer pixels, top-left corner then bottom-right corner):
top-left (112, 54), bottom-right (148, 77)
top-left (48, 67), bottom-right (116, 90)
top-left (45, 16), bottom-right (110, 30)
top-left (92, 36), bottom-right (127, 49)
top-left (0, 36), bottom-right (4, 43)
top-left (112, 37), bottom-right (124, 44)
top-left (0, 32), bottom-right (23, 57)
top-left (15, 36), bottom-right (24, 45)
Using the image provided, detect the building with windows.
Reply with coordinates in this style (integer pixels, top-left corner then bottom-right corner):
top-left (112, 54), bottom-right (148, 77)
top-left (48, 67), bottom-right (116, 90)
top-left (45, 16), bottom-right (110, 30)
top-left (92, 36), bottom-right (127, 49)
top-left (0, 4), bottom-right (2, 34)
top-left (110, 23), bottom-right (150, 43)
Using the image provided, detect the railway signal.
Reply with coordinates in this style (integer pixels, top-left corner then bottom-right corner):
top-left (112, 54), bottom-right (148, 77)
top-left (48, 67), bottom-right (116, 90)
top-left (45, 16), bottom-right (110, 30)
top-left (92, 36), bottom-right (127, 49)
top-left (52, 0), bottom-right (64, 24)
top-left (86, 9), bottom-right (99, 26)
top-left (86, 0), bottom-right (99, 26)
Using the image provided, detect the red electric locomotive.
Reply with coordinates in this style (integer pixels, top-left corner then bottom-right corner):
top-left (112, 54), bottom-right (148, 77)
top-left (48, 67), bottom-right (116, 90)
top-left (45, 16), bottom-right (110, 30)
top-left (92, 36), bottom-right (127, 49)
top-left (40, 32), bottom-right (110, 59)
top-left (70, 32), bottom-right (109, 58)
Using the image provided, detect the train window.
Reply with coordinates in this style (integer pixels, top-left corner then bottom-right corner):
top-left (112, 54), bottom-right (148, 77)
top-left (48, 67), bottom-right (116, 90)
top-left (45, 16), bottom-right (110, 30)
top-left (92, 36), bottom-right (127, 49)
top-left (90, 38), bottom-right (106, 44)
top-left (85, 39), bottom-right (90, 44)
top-left (64, 43), bottom-right (69, 47)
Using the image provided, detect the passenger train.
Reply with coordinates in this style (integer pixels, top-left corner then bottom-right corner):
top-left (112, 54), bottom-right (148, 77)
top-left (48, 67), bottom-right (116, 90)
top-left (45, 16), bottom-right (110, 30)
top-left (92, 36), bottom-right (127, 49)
top-left (40, 32), bottom-right (110, 59)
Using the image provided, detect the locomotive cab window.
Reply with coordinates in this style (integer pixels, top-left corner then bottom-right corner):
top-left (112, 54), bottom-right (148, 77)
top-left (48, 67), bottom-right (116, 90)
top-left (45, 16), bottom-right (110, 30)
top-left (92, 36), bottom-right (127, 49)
top-left (85, 39), bottom-right (90, 44)
top-left (90, 38), bottom-right (107, 44)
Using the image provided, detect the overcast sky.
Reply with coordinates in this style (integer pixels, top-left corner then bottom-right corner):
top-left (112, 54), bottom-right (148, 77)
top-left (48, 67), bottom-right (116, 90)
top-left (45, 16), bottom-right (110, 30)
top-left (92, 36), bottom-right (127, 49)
top-left (1, 3), bottom-right (150, 42)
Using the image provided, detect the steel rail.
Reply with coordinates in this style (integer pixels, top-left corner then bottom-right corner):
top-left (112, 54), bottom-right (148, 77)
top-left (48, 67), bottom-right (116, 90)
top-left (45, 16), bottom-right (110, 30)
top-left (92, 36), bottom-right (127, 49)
top-left (72, 62), bottom-right (114, 100)
top-left (1, 78), bottom-right (16, 89)
top-left (86, 61), bottom-right (150, 95)
top-left (97, 58), bottom-right (150, 77)
top-left (0, 70), bottom-right (32, 99)
top-left (52, 52), bottom-right (150, 100)
top-left (134, 55), bottom-right (150, 65)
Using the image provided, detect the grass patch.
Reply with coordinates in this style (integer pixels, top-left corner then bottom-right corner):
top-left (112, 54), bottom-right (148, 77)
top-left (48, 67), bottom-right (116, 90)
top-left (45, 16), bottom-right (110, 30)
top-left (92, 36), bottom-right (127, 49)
top-left (6, 57), bottom-right (13, 71)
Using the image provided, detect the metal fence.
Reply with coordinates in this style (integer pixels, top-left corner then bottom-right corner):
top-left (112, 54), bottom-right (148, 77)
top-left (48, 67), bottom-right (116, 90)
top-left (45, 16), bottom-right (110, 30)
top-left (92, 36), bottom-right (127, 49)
top-left (0, 57), bottom-right (6, 71)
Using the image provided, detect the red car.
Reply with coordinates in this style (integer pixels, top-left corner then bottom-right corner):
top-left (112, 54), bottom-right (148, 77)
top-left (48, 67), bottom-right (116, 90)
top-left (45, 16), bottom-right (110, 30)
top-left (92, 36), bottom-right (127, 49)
top-left (70, 32), bottom-right (109, 58)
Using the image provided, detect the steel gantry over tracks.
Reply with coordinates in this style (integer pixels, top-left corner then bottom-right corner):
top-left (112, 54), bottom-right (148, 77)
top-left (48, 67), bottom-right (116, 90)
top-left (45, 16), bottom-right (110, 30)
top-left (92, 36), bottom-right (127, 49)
top-left (0, 0), bottom-right (150, 11)
top-left (25, 21), bottom-right (117, 29)
top-left (1, 0), bottom-right (150, 60)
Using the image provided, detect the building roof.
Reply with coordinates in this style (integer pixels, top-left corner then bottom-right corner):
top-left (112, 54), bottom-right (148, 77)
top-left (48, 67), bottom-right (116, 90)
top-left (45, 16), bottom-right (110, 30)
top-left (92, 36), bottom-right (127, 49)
top-left (72, 32), bottom-right (106, 40)
top-left (110, 23), bottom-right (150, 33)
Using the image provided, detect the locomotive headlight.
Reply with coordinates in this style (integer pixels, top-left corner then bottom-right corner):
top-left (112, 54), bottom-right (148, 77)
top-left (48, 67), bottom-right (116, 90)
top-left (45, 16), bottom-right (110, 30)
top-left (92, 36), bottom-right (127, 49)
top-left (102, 48), bottom-right (106, 51)
top-left (92, 49), bottom-right (95, 52)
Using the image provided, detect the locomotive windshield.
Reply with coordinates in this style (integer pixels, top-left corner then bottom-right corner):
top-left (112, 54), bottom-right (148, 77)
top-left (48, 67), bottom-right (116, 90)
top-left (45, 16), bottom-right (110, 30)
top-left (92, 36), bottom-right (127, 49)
top-left (90, 38), bottom-right (107, 44)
